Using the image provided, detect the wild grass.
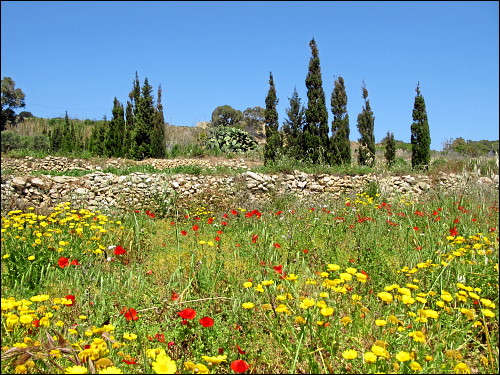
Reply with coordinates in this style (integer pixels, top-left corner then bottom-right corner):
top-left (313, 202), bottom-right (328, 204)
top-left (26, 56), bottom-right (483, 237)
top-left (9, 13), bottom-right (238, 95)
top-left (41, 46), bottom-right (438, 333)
top-left (1, 180), bottom-right (498, 374)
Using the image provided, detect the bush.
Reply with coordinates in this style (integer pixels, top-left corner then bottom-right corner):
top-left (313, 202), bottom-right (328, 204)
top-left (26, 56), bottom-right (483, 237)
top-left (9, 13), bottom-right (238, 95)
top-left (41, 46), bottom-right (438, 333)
top-left (206, 127), bottom-right (257, 153)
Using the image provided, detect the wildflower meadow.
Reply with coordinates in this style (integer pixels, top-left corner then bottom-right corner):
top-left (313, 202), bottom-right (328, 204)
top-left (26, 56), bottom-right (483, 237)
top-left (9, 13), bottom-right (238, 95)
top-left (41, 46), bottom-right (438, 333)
top-left (1, 183), bottom-right (498, 374)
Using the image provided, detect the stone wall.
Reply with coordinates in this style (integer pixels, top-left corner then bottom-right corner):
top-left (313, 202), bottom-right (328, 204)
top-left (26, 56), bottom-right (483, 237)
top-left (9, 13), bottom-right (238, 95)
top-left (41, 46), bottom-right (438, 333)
top-left (1, 156), bottom-right (498, 213)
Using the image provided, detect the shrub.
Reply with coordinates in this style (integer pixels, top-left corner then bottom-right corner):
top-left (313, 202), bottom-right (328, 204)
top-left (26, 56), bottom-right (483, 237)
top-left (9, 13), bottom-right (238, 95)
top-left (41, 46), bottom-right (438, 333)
top-left (206, 127), bottom-right (257, 153)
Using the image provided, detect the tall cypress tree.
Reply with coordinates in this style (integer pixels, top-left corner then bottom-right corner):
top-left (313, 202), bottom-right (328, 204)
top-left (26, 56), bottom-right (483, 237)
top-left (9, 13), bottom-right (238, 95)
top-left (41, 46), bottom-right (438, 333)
top-left (356, 81), bottom-right (376, 167)
top-left (107, 98), bottom-right (126, 157)
top-left (130, 78), bottom-right (156, 160)
top-left (264, 72), bottom-right (281, 165)
top-left (150, 84), bottom-right (166, 158)
top-left (329, 76), bottom-right (351, 165)
top-left (411, 82), bottom-right (431, 170)
top-left (282, 87), bottom-right (305, 160)
top-left (304, 38), bottom-right (329, 163)
top-left (384, 131), bottom-right (396, 168)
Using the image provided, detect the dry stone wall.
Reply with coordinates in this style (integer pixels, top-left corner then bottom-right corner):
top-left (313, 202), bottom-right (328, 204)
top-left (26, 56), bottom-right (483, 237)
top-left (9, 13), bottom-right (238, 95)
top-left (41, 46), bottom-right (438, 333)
top-left (1, 156), bottom-right (498, 213)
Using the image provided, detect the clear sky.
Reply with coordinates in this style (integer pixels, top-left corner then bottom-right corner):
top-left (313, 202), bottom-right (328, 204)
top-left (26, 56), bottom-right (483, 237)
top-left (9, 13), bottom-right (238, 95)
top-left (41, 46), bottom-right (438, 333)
top-left (2, 1), bottom-right (498, 151)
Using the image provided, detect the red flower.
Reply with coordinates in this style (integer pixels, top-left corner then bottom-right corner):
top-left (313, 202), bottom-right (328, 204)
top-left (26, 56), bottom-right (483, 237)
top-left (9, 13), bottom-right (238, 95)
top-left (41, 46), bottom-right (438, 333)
top-left (207, 217), bottom-right (214, 224)
top-left (221, 222), bottom-right (227, 226)
top-left (223, 213), bottom-right (229, 218)
top-left (449, 227), bottom-right (459, 236)
top-left (192, 225), bottom-right (199, 231)
top-left (231, 210), bottom-right (238, 215)
top-left (70, 259), bottom-right (79, 266)
top-left (168, 341), bottom-right (175, 348)
top-left (181, 319), bottom-right (189, 326)
top-left (273, 265), bottom-right (283, 274)
top-left (65, 295), bottom-right (76, 306)
top-left (216, 230), bottom-right (223, 234)
top-left (218, 347), bottom-right (225, 355)
top-left (199, 316), bottom-right (214, 327)
top-left (122, 358), bottom-right (137, 365)
top-left (58, 257), bottom-right (69, 269)
top-left (251, 234), bottom-right (258, 243)
top-left (273, 243), bottom-right (281, 248)
top-left (120, 307), bottom-right (139, 321)
top-left (114, 246), bottom-right (126, 255)
top-left (181, 230), bottom-right (187, 236)
top-left (171, 291), bottom-right (180, 301)
top-left (155, 333), bottom-right (165, 342)
top-left (231, 359), bottom-right (250, 373)
top-left (32, 319), bottom-right (40, 328)
top-left (413, 226), bottom-right (419, 231)
top-left (178, 308), bottom-right (196, 320)
top-left (215, 236), bottom-right (221, 242)
top-left (236, 345), bottom-right (247, 355)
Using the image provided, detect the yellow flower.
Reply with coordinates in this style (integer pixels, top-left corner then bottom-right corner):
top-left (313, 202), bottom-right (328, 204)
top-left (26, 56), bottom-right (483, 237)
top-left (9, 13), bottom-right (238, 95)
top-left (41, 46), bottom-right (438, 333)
top-left (98, 366), bottom-right (123, 374)
top-left (27, 256), bottom-right (35, 261)
top-left (254, 284), bottom-right (264, 293)
top-left (340, 316), bottom-right (352, 325)
top-left (285, 273), bottom-right (299, 281)
top-left (408, 330), bottom-right (426, 343)
top-left (364, 351), bottom-right (377, 363)
top-left (419, 309), bottom-right (439, 319)
top-left (320, 307), bottom-right (334, 317)
top-left (395, 351), bottom-right (411, 362)
top-left (201, 355), bottom-right (227, 365)
top-left (152, 354), bottom-right (177, 374)
top-left (345, 267), bottom-right (357, 274)
top-left (342, 349), bottom-right (358, 359)
top-left (371, 345), bottom-right (390, 359)
top-left (375, 319), bottom-right (387, 326)
top-left (183, 362), bottom-right (208, 374)
top-left (243, 282), bottom-right (252, 288)
top-left (294, 316), bottom-right (306, 325)
top-left (352, 294), bottom-right (362, 301)
top-left (453, 362), bottom-right (471, 374)
top-left (242, 302), bottom-right (255, 309)
top-left (147, 348), bottom-right (167, 360)
top-left (261, 279), bottom-right (274, 286)
top-left (122, 332), bottom-right (137, 341)
top-left (377, 292), bottom-right (393, 303)
top-left (275, 304), bottom-right (291, 314)
top-left (339, 272), bottom-right (352, 281)
top-left (78, 349), bottom-right (100, 362)
top-left (299, 298), bottom-right (315, 309)
top-left (65, 365), bottom-right (88, 374)
top-left (481, 309), bottom-right (495, 318)
top-left (410, 361), bottom-right (422, 372)
top-left (327, 264), bottom-right (340, 271)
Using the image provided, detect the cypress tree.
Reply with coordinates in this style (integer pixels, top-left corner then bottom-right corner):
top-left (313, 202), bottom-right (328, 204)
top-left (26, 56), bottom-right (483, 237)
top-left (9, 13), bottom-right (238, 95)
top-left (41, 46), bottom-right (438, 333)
top-left (264, 72), bottom-right (281, 165)
top-left (356, 81), bottom-right (376, 167)
top-left (304, 38), bottom-right (329, 164)
top-left (150, 84), bottom-right (166, 158)
top-left (411, 82), bottom-right (431, 170)
top-left (384, 131), bottom-right (396, 168)
top-left (124, 101), bottom-right (134, 158)
top-left (130, 78), bottom-right (156, 160)
top-left (282, 87), bottom-right (305, 160)
top-left (329, 76), bottom-right (351, 165)
top-left (107, 98), bottom-right (126, 157)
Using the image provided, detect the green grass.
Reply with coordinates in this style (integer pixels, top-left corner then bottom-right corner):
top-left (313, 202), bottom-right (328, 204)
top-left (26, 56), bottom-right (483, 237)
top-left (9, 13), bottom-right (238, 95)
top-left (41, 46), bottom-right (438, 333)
top-left (1, 181), bottom-right (498, 374)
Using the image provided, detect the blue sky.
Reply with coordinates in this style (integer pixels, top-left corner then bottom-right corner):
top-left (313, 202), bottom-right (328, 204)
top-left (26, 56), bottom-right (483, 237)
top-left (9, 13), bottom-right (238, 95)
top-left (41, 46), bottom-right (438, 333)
top-left (1, 1), bottom-right (498, 151)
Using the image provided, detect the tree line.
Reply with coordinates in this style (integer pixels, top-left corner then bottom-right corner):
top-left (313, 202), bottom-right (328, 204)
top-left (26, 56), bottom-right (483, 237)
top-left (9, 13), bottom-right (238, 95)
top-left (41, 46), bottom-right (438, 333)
top-left (263, 38), bottom-right (432, 170)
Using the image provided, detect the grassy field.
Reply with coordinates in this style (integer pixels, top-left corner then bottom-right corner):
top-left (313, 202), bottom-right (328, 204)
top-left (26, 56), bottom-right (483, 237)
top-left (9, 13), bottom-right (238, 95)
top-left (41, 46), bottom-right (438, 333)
top-left (1, 162), bottom-right (499, 374)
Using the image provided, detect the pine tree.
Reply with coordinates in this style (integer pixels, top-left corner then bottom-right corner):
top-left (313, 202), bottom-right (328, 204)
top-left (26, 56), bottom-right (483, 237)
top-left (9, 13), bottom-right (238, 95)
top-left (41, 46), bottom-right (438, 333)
top-left (384, 131), bottom-right (396, 167)
top-left (304, 38), bottom-right (329, 163)
top-left (356, 81), bottom-right (376, 167)
top-left (107, 98), bottom-right (126, 157)
top-left (282, 87), bottom-right (305, 159)
top-left (329, 76), bottom-right (351, 165)
top-left (264, 72), bottom-right (281, 165)
top-left (124, 101), bottom-right (134, 158)
top-left (411, 82), bottom-right (431, 170)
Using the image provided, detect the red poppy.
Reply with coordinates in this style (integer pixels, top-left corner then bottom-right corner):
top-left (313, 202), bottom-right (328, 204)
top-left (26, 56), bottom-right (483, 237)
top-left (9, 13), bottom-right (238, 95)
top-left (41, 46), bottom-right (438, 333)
top-left (231, 210), bottom-right (238, 215)
top-left (181, 231), bottom-right (187, 236)
top-left (215, 236), bottom-right (221, 242)
top-left (223, 213), bottom-right (229, 218)
top-left (413, 226), bottom-right (419, 231)
top-left (192, 225), bottom-right (199, 231)
top-left (180, 319), bottom-right (189, 326)
top-left (449, 227), bottom-right (459, 236)
top-left (251, 234), bottom-right (258, 243)
top-left (218, 347), bottom-right (225, 355)
top-left (207, 217), bottom-right (214, 224)
top-left (303, 249), bottom-right (309, 254)
top-left (70, 259), bottom-right (79, 266)
top-left (184, 214), bottom-right (190, 219)
top-left (231, 359), bottom-right (250, 373)
top-left (58, 257), bottom-right (69, 269)
top-left (122, 358), bottom-right (138, 365)
top-left (114, 246), bottom-right (126, 255)
top-left (221, 222), bottom-right (227, 226)
top-left (216, 230), bottom-right (223, 234)
top-left (168, 341), bottom-right (175, 348)
top-left (65, 295), bottom-right (76, 306)
top-left (170, 221), bottom-right (175, 225)
top-left (236, 345), bottom-right (247, 355)
top-left (171, 291), bottom-right (180, 301)
top-left (32, 319), bottom-right (40, 328)
top-left (273, 243), bottom-right (281, 248)
top-left (199, 316), bottom-right (214, 327)
top-left (155, 333), bottom-right (165, 342)
top-left (178, 308), bottom-right (196, 320)
top-left (273, 265), bottom-right (283, 274)
top-left (120, 307), bottom-right (139, 321)
top-left (195, 217), bottom-right (201, 221)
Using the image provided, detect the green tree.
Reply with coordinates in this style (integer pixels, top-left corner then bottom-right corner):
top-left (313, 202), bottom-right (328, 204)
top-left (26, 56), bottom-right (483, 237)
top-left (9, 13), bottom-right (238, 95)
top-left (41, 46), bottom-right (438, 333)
top-left (124, 101), bottom-right (134, 158)
top-left (107, 98), bottom-right (126, 157)
top-left (384, 131), bottom-right (396, 167)
top-left (241, 106), bottom-right (266, 142)
top-left (264, 72), bottom-right (282, 165)
top-left (1, 77), bottom-right (26, 130)
top-left (282, 87), bottom-right (305, 159)
top-left (356, 81), bottom-right (376, 167)
top-left (211, 105), bottom-right (243, 128)
top-left (304, 38), bottom-right (329, 163)
top-left (329, 76), bottom-right (351, 165)
top-left (411, 82), bottom-right (431, 170)
top-left (150, 84), bottom-right (166, 158)
top-left (130, 78), bottom-right (156, 160)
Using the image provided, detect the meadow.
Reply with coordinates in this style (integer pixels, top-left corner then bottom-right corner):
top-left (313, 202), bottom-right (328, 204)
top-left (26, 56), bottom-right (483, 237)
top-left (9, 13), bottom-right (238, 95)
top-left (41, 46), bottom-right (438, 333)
top-left (1, 171), bottom-right (498, 374)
